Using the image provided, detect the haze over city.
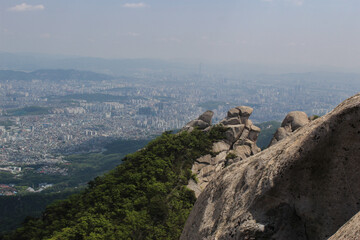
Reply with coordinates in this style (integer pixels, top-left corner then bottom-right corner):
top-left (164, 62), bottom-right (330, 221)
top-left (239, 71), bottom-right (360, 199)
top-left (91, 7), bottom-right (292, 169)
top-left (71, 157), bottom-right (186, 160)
top-left (1, 0), bottom-right (360, 72)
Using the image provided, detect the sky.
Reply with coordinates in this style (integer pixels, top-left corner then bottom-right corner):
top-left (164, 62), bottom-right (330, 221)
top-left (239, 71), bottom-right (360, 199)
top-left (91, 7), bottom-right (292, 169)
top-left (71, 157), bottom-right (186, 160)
top-left (0, 0), bottom-right (360, 70)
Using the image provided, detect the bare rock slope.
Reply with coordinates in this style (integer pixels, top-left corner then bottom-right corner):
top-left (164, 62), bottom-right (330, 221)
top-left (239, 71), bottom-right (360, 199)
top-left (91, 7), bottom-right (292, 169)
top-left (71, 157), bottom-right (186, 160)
top-left (181, 93), bottom-right (360, 240)
top-left (328, 211), bottom-right (360, 240)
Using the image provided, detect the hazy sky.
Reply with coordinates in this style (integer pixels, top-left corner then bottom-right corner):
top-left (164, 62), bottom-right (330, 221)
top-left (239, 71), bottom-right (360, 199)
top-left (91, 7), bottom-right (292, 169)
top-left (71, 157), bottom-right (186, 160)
top-left (1, 0), bottom-right (360, 69)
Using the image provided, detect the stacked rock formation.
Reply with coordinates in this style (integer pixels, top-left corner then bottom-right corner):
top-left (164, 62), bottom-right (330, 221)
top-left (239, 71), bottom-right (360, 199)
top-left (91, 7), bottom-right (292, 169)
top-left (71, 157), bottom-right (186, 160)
top-left (181, 93), bottom-right (360, 240)
top-left (182, 110), bottom-right (214, 132)
top-left (269, 111), bottom-right (310, 146)
top-left (185, 106), bottom-right (261, 197)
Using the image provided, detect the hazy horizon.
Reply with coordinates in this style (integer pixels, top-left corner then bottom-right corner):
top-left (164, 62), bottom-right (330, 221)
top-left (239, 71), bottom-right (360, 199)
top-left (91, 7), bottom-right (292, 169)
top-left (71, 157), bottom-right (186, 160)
top-left (1, 0), bottom-right (360, 72)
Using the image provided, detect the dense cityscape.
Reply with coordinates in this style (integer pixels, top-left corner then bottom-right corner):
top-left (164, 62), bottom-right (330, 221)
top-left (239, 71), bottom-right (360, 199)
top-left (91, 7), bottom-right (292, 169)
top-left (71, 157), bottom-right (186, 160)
top-left (0, 70), bottom-right (359, 195)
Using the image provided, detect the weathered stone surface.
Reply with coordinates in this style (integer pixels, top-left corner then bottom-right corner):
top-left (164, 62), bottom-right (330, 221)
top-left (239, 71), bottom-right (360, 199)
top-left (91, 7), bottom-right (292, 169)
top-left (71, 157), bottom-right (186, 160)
top-left (237, 106), bottom-right (253, 123)
top-left (281, 111), bottom-right (310, 131)
top-left (198, 165), bottom-right (215, 178)
top-left (233, 145), bottom-right (252, 158)
top-left (191, 162), bottom-right (208, 174)
top-left (236, 106), bottom-right (253, 117)
top-left (238, 128), bottom-right (249, 141)
top-left (221, 117), bottom-right (241, 126)
top-left (181, 93), bottom-right (360, 240)
top-left (248, 125), bottom-right (261, 142)
top-left (182, 111), bottom-right (213, 132)
top-left (212, 141), bottom-right (231, 153)
top-left (213, 151), bottom-right (227, 164)
top-left (195, 154), bottom-right (212, 165)
top-left (227, 108), bottom-right (240, 118)
top-left (269, 127), bottom-right (292, 146)
top-left (251, 145), bottom-right (261, 155)
top-left (328, 211), bottom-right (360, 240)
top-left (187, 179), bottom-right (202, 198)
top-left (186, 106), bottom-right (261, 199)
top-left (225, 124), bottom-right (245, 144)
top-left (269, 111), bottom-right (310, 147)
top-left (198, 110), bottom-right (214, 125)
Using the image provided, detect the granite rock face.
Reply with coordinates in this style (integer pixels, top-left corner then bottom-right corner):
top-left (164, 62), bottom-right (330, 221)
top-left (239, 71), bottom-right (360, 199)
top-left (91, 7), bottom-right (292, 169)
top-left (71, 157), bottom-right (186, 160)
top-left (181, 93), bottom-right (360, 240)
top-left (328, 211), bottom-right (360, 240)
top-left (188, 106), bottom-right (261, 197)
top-left (182, 111), bottom-right (214, 132)
top-left (269, 111), bottom-right (310, 146)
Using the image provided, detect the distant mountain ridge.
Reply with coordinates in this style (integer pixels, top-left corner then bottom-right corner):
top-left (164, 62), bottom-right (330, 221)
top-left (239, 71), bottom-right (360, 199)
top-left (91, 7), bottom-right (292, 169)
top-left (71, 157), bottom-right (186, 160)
top-left (0, 69), bottom-right (114, 82)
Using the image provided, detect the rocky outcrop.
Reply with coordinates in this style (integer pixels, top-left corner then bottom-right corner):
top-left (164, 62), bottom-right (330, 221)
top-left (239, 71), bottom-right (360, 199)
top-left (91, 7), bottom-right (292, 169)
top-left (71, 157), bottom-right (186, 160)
top-left (328, 211), bottom-right (360, 240)
top-left (182, 110), bottom-right (214, 132)
top-left (269, 111), bottom-right (310, 146)
top-left (188, 106), bottom-right (261, 197)
top-left (181, 93), bottom-right (360, 240)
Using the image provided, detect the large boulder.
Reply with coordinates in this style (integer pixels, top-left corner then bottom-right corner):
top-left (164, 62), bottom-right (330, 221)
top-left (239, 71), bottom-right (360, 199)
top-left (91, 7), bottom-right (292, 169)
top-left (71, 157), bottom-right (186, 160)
top-left (198, 110), bottom-right (214, 125)
top-left (281, 111), bottom-right (310, 131)
top-left (181, 93), bottom-right (360, 240)
top-left (269, 111), bottom-right (310, 146)
top-left (227, 108), bottom-right (240, 118)
top-left (182, 110), bottom-right (214, 132)
top-left (237, 106), bottom-right (253, 124)
top-left (224, 124), bottom-right (245, 144)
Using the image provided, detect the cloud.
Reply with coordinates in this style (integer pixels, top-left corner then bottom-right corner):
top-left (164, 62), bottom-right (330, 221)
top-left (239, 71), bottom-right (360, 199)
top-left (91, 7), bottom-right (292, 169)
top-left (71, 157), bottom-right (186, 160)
top-left (123, 3), bottom-right (147, 8)
top-left (8, 3), bottom-right (45, 12)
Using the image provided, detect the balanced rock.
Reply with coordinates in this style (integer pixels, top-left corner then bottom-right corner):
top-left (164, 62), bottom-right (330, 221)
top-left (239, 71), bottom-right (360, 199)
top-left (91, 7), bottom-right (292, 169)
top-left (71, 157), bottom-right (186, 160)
top-left (181, 93), bottom-right (360, 240)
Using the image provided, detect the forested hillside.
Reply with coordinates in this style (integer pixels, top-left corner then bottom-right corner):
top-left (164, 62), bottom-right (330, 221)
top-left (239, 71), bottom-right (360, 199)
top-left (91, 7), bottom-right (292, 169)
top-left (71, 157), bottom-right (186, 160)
top-left (3, 127), bottom-right (226, 240)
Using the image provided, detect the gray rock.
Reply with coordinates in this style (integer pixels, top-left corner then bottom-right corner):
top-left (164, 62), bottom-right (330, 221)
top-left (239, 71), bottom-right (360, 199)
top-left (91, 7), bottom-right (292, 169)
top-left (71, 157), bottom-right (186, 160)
top-left (233, 145), bottom-right (252, 158)
top-left (221, 117), bottom-right (242, 126)
top-left (328, 211), bottom-right (360, 240)
top-left (237, 106), bottom-right (253, 123)
top-left (225, 124), bottom-right (245, 144)
top-left (198, 110), bottom-right (214, 125)
top-left (236, 106), bottom-right (253, 117)
top-left (181, 93), bottom-right (360, 240)
top-left (269, 111), bottom-right (310, 147)
top-left (269, 127), bottom-right (294, 146)
top-left (248, 125), bottom-right (261, 142)
top-left (213, 151), bottom-right (227, 164)
top-left (187, 179), bottom-right (202, 198)
top-left (195, 154), bottom-right (212, 165)
top-left (281, 111), bottom-right (309, 131)
top-left (212, 141), bottom-right (231, 153)
top-left (187, 119), bottom-right (209, 130)
top-left (227, 108), bottom-right (240, 118)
